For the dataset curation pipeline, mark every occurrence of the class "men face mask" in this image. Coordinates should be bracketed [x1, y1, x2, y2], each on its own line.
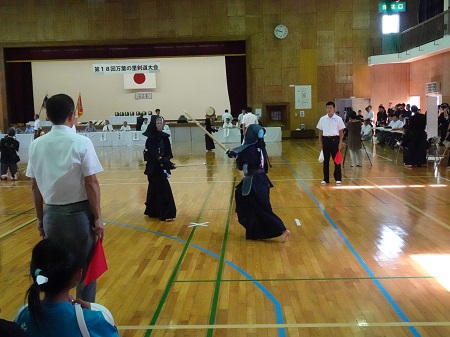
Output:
[156, 118, 163, 132]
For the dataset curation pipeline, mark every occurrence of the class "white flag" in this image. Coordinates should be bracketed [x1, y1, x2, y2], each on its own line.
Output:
[123, 73, 156, 89]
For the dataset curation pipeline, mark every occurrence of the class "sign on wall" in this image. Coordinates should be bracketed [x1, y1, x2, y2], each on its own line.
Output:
[379, 2, 406, 13]
[92, 62, 161, 74]
[295, 85, 312, 109]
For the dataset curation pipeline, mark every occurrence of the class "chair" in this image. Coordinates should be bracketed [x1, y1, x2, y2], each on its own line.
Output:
[426, 136, 445, 165]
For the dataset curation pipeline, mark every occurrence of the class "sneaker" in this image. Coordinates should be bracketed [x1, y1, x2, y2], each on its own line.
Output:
[12, 173, 19, 180]
[336, 181, 342, 185]
[0, 175, 7, 180]
[321, 180, 327, 185]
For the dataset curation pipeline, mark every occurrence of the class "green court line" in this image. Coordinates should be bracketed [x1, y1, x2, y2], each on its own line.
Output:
[144, 182, 217, 337]
[173, 275, 438, 283]
[207, 179, 236, 337]
[0, 207, 35, 225]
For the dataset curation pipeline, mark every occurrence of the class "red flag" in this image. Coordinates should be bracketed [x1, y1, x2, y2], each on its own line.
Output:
[334, 151, 343, 165]
[76, 93, 83, 118]
[84, 239, 108, 286]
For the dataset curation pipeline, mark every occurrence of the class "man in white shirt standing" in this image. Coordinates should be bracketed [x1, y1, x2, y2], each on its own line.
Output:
[33, 114, 41, 139]
[236, 108, 246, 143]
[26, 93, 104, 302]
[242, 106, 259, 136]
[317, 101, 345, 185]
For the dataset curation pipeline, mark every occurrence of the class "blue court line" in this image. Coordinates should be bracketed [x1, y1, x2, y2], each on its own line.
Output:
[282, 157, 422, 337]
[109, 222, 286, 337]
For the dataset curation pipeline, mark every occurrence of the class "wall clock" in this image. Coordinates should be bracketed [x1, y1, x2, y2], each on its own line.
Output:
[274, 24, 288, 39]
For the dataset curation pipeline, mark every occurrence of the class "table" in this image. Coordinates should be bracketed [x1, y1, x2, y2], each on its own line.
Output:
[28, 121, 53, 127]
[79, 130, 171, 147]
[169, 125, 281, 143]
[8, 126, 279, 150]
[375, 127, 403, 134]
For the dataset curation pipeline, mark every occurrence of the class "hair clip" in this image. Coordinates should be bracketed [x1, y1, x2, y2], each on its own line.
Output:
[34, 268, 48, 285]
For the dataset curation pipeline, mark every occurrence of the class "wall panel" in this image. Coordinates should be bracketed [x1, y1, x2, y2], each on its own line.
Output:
[0, 0, 373, 135]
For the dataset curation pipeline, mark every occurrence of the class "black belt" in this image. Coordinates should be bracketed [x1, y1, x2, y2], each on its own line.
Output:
[245, 168, 265, 175]
[323, 135, 339, 138]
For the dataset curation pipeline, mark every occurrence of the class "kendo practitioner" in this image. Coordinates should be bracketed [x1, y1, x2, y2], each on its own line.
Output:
[136, 113, 144, 131]
[205, 114, 218, 152]
[227, 124, 290, 242]
[143, 115, 176, 221]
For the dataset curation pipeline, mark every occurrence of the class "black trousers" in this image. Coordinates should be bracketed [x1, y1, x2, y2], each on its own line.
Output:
[322, 136, 341, 182]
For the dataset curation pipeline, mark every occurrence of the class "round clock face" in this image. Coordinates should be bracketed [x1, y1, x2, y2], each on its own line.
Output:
[274, 24, 288, 39]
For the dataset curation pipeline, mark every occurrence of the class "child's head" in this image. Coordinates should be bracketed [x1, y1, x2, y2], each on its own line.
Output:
[7, 127, 16, 137]
[225, 118, 230, 123]
[27, 238, 83, 321]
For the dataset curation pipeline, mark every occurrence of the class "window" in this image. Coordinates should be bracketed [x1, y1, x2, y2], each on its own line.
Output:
[382, 14, 400, 34]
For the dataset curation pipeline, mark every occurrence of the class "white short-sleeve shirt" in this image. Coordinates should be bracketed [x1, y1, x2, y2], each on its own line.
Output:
[316, 114, 346, 136]
[242, 113, 258, 127]
[388, 120, 404, 129]
[26, 125, 103, 205]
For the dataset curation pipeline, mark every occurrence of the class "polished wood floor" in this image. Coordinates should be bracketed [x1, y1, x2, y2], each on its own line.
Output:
[1, 138, 450, 337]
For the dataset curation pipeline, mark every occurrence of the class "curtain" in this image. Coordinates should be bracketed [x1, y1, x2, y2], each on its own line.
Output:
[225, 55, 247, 118]
[419, 0, 444, 23]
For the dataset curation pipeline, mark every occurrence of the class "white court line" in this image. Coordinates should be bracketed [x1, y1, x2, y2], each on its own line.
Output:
[188, 222, 209, 227]
[117, 321, 450, 330]
[295, 218, 301, 226]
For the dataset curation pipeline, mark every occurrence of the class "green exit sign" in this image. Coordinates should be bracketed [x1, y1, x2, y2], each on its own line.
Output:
[379, 2, 406, 13]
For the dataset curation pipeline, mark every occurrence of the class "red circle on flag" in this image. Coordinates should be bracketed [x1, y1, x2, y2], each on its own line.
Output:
[133, 73, 146, 84]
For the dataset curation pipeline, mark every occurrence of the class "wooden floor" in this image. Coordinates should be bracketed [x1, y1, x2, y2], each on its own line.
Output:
[1, 139, 450, 337]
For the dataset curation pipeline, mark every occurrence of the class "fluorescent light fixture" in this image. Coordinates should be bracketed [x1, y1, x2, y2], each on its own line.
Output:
[382, 14, 400, 34]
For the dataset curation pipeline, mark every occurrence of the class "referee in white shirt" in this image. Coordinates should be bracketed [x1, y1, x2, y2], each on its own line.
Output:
[316, 101, 345, 184]
[26, 94, 104, 302]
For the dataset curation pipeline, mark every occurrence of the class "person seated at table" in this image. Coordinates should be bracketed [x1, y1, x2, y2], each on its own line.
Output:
[102, 120, 114, 132]
[376, 105, 388, 127]
[355, 110, 364, 122]
[120, 121, 131, 131]
[85, 121, 96, 132]
[141, 118, 149, 131]
[361, 118, 372, 141]
[11, 124, 24, 134]
[24, 123, 34, 134]
[377, 115, 403, 146]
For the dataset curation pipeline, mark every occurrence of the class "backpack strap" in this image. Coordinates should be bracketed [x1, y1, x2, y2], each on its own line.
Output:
[74, 304, 91, 337]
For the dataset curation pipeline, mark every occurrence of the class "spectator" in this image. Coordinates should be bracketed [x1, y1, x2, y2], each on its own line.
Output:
[85, 121, 97, 132]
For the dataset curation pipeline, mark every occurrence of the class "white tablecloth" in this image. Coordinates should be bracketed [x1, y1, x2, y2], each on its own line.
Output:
[7, 126, 279, 150]
[79, 130, 171, 147]
[171, 126, 281, 143]
[28, 121, 53, 127]
[215, 126, 282, 143]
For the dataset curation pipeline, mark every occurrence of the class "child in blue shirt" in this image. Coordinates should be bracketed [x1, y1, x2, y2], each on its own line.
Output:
[15, 238, 119, 337]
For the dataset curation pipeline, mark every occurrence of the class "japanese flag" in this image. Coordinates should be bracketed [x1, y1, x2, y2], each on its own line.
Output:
[123, 73, 156, 89]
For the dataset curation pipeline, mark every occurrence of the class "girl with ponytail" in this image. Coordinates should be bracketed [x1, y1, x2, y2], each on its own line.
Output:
[15, 238, 118, 337]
